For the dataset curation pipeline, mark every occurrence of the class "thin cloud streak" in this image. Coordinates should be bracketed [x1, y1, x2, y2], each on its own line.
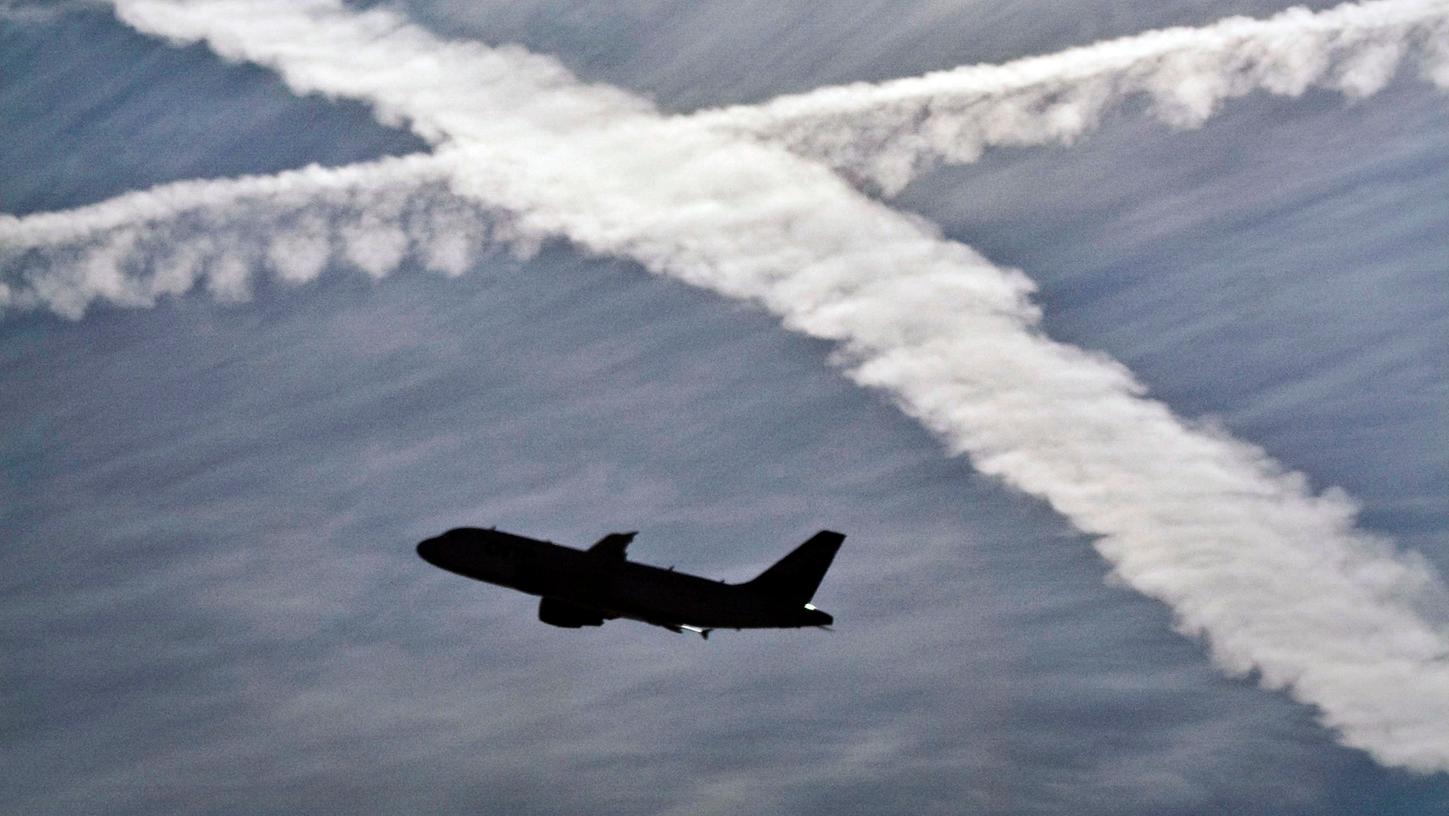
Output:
[0, 153, 529, 317]
[0, 154, 444, 251]
[9, 1, 1449, 310]
[699, 0, 1449, 192]
[0, 0, 100, 24]
[7, 0, 1449, 773]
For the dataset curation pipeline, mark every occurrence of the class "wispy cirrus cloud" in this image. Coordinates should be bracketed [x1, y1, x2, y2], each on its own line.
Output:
[4, 0, 1449, 774]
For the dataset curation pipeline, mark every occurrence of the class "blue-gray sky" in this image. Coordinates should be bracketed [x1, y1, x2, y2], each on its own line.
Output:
[2, 2, 1447, 813]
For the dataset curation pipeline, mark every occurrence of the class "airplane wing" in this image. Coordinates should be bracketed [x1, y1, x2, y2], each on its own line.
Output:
[588, 531, 636, 560]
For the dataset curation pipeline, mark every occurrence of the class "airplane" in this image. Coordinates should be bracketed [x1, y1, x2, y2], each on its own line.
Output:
[416, 527, 843, 638]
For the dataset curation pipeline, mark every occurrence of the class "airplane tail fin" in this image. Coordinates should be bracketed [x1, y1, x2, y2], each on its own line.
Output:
[743, 530, 844, 603]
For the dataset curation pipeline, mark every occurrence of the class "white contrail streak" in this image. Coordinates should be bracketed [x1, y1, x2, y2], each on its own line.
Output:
[7, 0, 1449, 773]
[0, 153, 443, 251]
[10, 1, 1448, 296]
[0, 153, 521, 317]
[698, 0, 1449, 192]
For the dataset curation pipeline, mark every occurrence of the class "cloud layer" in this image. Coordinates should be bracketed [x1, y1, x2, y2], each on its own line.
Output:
[6, 0, 1449, 773]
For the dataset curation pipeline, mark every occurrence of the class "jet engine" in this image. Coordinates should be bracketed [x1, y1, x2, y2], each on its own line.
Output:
[538, 596, 605, 628]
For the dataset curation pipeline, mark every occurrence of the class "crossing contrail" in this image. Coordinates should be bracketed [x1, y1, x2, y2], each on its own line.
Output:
[8, 1, 1447, 302]
[698, 0, 1449, 192]
[5, 0, 1449, 773]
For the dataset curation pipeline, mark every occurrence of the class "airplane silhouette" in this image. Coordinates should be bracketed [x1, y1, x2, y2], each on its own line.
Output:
[417, 527, 843, 638]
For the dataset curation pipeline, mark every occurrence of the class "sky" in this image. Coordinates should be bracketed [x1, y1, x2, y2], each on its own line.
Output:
[2, 1, 1447, 814]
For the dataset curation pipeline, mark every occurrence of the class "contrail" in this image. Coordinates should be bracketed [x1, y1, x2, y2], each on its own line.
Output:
[8, 0, 1449, 294]
[698, 0, 1449, 192]
[10, 0, 1449, 773]
[0, 153, 444, 251]
[0, 153, 525, 317]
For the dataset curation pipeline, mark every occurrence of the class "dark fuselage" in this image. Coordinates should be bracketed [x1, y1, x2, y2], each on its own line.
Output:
[416, 528, 834, 633]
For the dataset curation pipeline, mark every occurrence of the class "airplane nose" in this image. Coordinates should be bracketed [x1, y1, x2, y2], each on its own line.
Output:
[416, 536, 441, 565]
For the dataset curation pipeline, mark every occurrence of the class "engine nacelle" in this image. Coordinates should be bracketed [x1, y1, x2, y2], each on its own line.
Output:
[538, 596, 605, 628]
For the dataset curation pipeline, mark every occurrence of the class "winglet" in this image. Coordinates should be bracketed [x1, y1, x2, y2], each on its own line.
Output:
[588, 531, 637, 560]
